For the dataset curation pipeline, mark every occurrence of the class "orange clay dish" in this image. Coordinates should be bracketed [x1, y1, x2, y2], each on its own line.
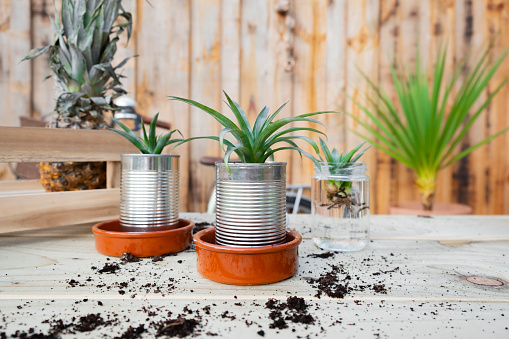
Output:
[193, 227, 302, 285]
[92, 219, 194, 257]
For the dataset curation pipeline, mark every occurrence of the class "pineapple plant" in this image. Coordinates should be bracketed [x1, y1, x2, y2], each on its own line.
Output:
[23, 0, 132, 191]
[110, 113, 184, 154]
[309, 139, 371, 211]
[169, 92, 333, 170]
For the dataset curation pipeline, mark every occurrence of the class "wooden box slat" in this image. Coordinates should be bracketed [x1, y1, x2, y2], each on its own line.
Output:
[0, 127, 137, 162]
[0, 126, 133, 233]
[0, 188, 120, 233]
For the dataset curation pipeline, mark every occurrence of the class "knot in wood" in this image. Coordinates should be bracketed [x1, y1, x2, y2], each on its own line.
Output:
[276, 0, 290, 15]
[462, 276, 505, 287]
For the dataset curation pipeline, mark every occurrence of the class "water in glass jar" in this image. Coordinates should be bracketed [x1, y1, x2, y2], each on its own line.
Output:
[311, 178, 370, 251]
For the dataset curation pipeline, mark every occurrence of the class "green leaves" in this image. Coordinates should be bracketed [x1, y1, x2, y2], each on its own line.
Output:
[22, 0, 133, 118]
[309, 138, 371, 172]
[110, 113, 184, 154]
[349, 40, 509, 188]
[170, 93, 337, 172]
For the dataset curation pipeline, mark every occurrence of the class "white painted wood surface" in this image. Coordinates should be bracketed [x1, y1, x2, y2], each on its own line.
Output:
[0, 213, 508, 338]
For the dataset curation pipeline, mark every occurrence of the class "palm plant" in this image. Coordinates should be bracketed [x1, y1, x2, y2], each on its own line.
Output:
[169, 92, 334, 172]
[349, 42, 509, 211]
[110, 113, 183, 154]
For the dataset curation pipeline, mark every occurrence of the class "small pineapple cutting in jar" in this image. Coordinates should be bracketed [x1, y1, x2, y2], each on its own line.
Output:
[310, 139, 372, 215]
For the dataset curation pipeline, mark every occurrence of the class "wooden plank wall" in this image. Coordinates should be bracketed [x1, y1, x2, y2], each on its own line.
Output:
[0, 0, 508, 214]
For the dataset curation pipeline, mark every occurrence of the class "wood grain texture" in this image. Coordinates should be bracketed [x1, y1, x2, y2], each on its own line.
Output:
[186, 0, 223, 213]
[0, 188, 120, 232]
[0, 0, 31, 184]
[30, 0, 59, 120]
[0, 179, 42, 192]
[344, 0, 381, 211]
[135, 0, 191, 210]
[0, 127, 138, 162]
[0, 214, 508, 338]
[0, 0, 31, 127]
[0, 299, 507, 338]
[291, 0, 327, 185]
[106, 161, 121, 189]
[1, 0, 509, 214]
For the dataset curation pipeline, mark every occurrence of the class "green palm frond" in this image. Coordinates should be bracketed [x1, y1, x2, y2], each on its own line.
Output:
[349, 40, 509, 186]
[110, 113, 183, 154]
[169, 92, 338, 172]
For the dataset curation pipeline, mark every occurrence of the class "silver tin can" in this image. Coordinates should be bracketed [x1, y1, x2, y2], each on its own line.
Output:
[215, 162, 287, 246]
[119, 154, 179, 232]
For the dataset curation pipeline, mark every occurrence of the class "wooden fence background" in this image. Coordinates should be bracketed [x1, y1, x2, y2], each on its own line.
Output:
[1, 0, 508, 214]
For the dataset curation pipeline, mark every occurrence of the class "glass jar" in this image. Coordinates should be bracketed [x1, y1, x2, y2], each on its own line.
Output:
[311, 162, 370, 251]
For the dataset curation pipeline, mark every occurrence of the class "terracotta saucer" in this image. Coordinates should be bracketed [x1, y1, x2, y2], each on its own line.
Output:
[193, 227, 302, 285]
[92, 219, 194, 257]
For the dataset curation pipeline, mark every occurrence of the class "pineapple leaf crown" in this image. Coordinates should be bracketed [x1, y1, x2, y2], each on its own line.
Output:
[110, 113, 184, 155]
[23, 0, 133, 126]
[170, 92, 337, 173]
[312, 139, 372, 172]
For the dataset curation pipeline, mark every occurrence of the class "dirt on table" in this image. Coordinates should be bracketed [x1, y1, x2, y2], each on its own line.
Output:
[152, 317, 200, 337]
[265, 296, 314, 329]
[120, 253, 141, 264]
[0, 226, 406, 338]
[307, 252, 335, 259]
[192, 222, 214, 235]
[114, 325, 145, 339]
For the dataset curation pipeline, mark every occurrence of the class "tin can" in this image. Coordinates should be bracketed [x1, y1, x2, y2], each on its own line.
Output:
[119, 154, 179, 232]
[215, 162, 287, 246]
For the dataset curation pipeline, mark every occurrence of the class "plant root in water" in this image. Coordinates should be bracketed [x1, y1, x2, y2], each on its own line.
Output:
[320, 187, 369, 216]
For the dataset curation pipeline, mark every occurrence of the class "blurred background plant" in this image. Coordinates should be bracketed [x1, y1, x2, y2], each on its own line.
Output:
[22, 0, 132, 192]
[348, 41, 509, 211]
[23, 0, 132, 130]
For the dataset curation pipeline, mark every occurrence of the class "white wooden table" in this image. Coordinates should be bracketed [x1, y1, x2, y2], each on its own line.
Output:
[0, 213, 508, 338]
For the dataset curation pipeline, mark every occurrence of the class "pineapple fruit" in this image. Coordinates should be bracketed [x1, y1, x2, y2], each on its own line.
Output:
[24, 0, 132, 191]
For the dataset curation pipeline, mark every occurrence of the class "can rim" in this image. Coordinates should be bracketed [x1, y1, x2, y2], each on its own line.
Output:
[194, 227, 302, 252]
[121, 154, 180, 158]
[215, 161, 286, 168]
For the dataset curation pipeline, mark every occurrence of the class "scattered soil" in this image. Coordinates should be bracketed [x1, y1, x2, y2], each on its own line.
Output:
[153, 317, 199, 337]
[152, 256, 165, 262]
[114, 325, 145, 339]
[286, 296, 308, 312]
[307, 265, 351, 298]
[0, 219, 410, 338]
[97, 262, 120, 274]
[72, 313, 110, 332]
[120, 253, 140, 263]
[306, 263, 390, 299]
[373, 284, 388, 294]
[265, 296, 314, 329]
[307, 252, 335, 259]
[193, 222, 214, 235]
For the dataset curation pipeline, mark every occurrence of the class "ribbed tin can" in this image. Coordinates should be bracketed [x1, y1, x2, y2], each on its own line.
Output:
[119, 154, 179, 232]
[215, 162, 287, 247]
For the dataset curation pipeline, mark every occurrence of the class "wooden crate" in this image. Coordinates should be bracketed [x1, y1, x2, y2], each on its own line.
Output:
[0, 126, 138, 233]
